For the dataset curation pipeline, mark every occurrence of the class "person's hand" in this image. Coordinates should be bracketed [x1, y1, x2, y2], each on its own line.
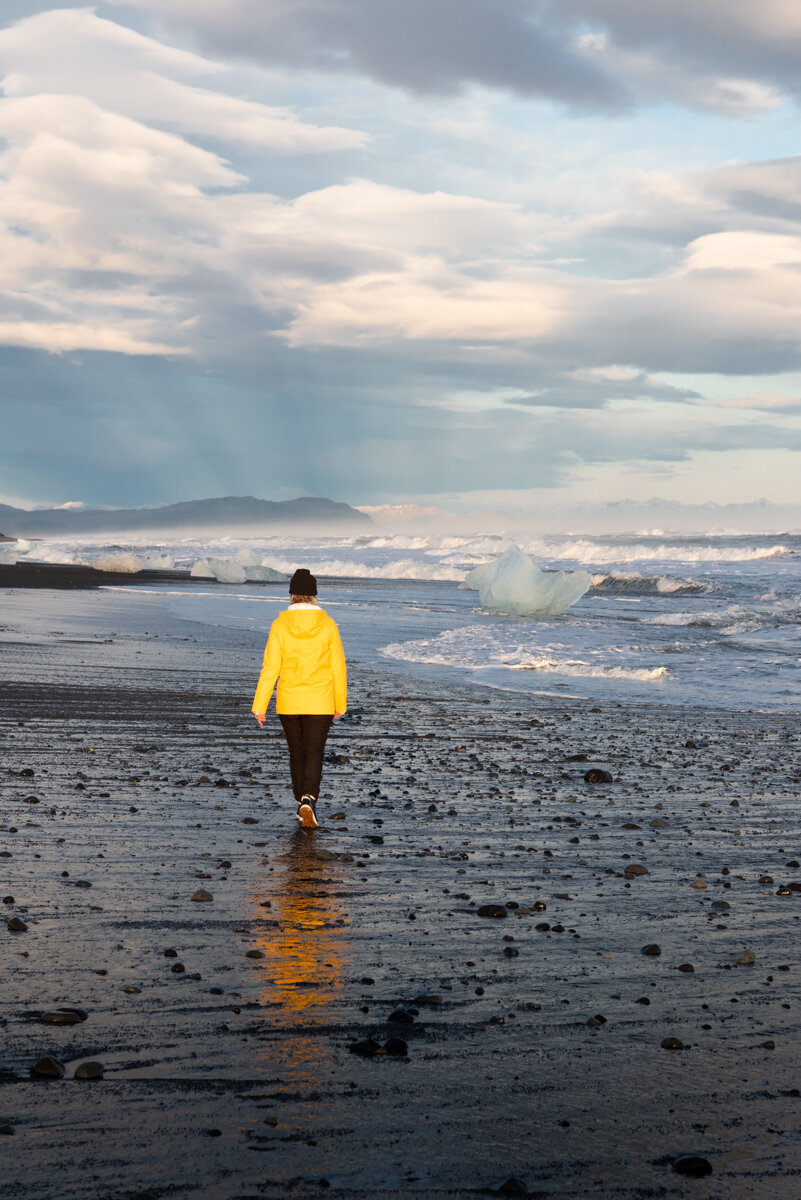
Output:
[254, 713, 266, 726]
[334, 711, 344, 719]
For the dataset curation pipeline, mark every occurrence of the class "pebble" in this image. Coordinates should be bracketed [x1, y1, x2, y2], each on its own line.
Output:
[190, 889, 213, 902]
[641, 944, 661, 956]
[2, 896, 13, 904]
[30, 1056, 66, 1078]
[39, 1010, 83, 1026]
[477, 904, 508, 918]
[316, 849, 337, 862]
[348, 1038, 382, 1057]
[245, 949, 265, 959]
[388, 1009, 414, 1024]
[661, 1037, 685, 1050]
[624, 864, 648, 877]
[677, 963, 695, 973]
[74, 1061, 104, 1080]
[690, 879, 707, 889]
[262, 1114, 278, 1126]
[736, 949, 755, 965]
[584, 768, 613, 784]
[0, 1125, 14, 1135]
[383, 1037, 408, 1056]
[7, 917, 27, 932]
[672, 1155, 712, 1177]
[497, 1179, 528, 1196]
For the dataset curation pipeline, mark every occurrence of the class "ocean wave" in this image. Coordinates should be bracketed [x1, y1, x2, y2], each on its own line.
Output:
[380, 626, 667, 682]
[644, 598, 801, 635]
[520, 538, 795, 565]
[591, 571, 707, 595]
[267, 556, 466, 581]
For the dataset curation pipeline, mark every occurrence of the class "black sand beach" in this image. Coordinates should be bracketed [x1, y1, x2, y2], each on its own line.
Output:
[1, 586, 800, 1199]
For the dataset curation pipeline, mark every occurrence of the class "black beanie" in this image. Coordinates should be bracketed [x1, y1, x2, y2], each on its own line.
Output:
[289, 568, 317, 596]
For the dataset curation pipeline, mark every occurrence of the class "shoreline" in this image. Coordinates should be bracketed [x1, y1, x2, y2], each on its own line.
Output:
[1, 586, 799, 1198]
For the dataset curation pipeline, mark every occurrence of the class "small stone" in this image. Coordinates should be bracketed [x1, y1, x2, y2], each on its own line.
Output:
[677, 963, 695, 973]
[39, 1010, 81, 1026]
[2, 896, 13, 904]
[23, 795, 39, 804]
[761, 1040, 776, 1049]
[164, 948, 178, 957]
[348, 1038, 382, 1057]
[74, 1061, 103, 1080]
[0, 1125, 14, 1135]
[122, 986, 141, 994]
[245, 949, 265, 959]
[206, 1128, 222, 1137]
[672, 1155, 712, 1178]
[19, 768, 34, 776]
[262, 1115, 278, 1126]
[30, 1056, 65, 1078]
[736, 949, 755, 965]
[388, 1009, 414, 1024]
[498, 1179, 528, 1196]
[661, 1037, 684, 1050]
[584, 768, 612, 784]
[413, 994, 442, 1006]
[477, 904, 508, 918]
[316, 849, 337, 862]
[7, 917, 27, 932]
[504, 946, 520, 957]
[171, 962, 185, 974]
[641, 944, 661, 956]
[383, 1037, 408, 1056]
[624, 864, 648, 877]
[690, 880, 707, 889]
[191, 889, 213, 902]
[242, 816, 258, 824]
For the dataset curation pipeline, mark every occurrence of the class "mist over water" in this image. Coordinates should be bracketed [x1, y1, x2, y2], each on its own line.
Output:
[8, 527, 801, 711]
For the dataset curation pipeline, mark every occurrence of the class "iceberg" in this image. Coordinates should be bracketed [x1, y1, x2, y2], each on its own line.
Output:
[92, 553, 143, 574]
[206, 556, 247, 584]
[244, 564, 288, 582]
[190, 559, 215, 578]
[469, 545, 591, 616]
[460, 561, 496, 591]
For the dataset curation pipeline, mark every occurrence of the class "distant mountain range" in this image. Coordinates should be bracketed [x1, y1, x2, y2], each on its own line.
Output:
[0, 495, 371, 536]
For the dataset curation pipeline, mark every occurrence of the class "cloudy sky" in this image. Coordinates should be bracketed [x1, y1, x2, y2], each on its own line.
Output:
[3, 2, 801, 513]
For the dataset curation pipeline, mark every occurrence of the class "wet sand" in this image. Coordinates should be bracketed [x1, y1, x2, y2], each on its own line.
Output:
[1, 586, 800, 1200]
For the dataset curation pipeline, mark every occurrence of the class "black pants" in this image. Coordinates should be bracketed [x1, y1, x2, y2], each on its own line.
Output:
[279, 714, 333, 803]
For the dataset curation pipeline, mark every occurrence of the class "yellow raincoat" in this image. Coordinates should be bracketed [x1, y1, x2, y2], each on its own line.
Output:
[252, 606, 347, 715]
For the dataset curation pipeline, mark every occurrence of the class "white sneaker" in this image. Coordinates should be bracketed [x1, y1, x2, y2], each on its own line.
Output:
[298, 795, 318, 829]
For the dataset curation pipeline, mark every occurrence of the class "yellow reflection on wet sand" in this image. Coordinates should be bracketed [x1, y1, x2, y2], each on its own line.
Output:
[251, 830, 348, 1082]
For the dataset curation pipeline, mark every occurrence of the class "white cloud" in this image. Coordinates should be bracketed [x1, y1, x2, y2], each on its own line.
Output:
[0, 8, 368, 152]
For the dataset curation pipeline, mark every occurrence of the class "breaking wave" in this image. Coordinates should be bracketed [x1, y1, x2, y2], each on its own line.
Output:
[591, 572, 707, 595]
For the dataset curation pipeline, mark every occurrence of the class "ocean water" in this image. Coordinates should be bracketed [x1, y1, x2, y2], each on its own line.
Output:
[9, 529, 801, 711]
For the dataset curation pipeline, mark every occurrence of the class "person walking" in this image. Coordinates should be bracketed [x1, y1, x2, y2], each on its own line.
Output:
[252, 568, 347, 829]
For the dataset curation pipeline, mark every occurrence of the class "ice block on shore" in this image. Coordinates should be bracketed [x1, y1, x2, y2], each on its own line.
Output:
[465, 544, 591, 616]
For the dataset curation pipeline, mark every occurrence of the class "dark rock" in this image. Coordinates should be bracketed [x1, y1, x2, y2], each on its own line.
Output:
[673, 1155, 712, 1178]
[30, 1056, 66, 1078]
[360, 976, 375, 985]
[348, 1039, 382, 1057]
[0, 1125, 14, 1135]
[624, 864, 648, 877]
[245, 949, 265, 959]
[477, 904, 508, 918]
[388, 1010, 414, 1024]
[74, 1061, 103, 1080]
[383, 1038, 408, 1056]
[661, 1037, 685, 1050]
[641, 943, 661, 956]
[190, 889, 213, 902]
[504, 946, 520, 957]
[171, 963, 185, 974]
[413, 994, 442, 1006]
[164, 948, 178, 957]
[677, 963, 695, 973]
[39, 1010, 83, 1026]
[497, 1179, 528, 1196]
[584, 768, 613, 784]
[2, 896, 13, 904]
[7, 917, 27, 932]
